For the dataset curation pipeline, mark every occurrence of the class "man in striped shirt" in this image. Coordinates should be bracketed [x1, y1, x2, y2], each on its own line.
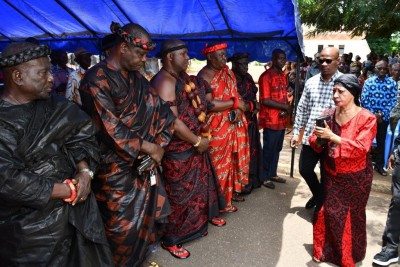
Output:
[290, 47, 341, 209]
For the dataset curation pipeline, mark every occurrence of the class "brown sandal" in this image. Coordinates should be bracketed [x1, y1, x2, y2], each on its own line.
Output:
[232, 193, 245, 202]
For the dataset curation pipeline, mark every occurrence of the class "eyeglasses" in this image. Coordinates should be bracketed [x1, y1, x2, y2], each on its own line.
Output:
[318, 58, 335, 64]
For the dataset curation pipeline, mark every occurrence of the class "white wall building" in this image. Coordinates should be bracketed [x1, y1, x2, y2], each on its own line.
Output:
[303, 29, 371, 61]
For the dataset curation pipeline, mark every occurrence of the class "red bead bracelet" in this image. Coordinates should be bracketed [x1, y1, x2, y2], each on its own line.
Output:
[63, 179, 77, 203]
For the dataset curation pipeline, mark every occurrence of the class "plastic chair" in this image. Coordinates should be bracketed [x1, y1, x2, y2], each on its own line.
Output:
[384, 120, 400, 168]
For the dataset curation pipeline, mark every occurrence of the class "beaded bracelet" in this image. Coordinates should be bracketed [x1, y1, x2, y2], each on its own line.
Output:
[193, 136, 202, 147]
[231, 96, 239, 110]
[63, 179, 77, 203]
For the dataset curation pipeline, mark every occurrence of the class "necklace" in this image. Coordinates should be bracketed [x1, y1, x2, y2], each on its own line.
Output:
[162, 68, 211, 138]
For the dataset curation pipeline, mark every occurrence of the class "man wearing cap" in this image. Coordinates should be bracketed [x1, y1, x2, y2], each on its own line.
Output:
[51, 50, 73, 96]
[65, 47, 92, 106]
[151, 39, 226, 259]
[258, 49, 289, 190]
[79, 22, 176, 267]
[198, 42, 250, 212]
[0, 42, 112, 266]
[229, 52, 262, 192]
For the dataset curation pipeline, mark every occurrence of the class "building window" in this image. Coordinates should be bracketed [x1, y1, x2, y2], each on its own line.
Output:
[328, 45, 334, 47]
[317, 45, 323, 52]
[339, 45, 345, 55]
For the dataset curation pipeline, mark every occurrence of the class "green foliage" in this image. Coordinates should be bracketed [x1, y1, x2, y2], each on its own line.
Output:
[366, 38, 391, 55]
[298, 0, 400, 38]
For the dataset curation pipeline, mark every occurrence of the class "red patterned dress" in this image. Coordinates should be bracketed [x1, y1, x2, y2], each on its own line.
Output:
[207, 66, 250, 206]
[309, 108, 377, 267]
[235, 72, 262, 190]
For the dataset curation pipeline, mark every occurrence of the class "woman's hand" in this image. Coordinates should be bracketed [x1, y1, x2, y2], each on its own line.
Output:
[314, 121, 333, 140]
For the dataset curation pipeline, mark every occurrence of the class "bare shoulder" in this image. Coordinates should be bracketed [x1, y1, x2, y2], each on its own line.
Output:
[197, 67, 213, 85]
[151, 71, 176, 101]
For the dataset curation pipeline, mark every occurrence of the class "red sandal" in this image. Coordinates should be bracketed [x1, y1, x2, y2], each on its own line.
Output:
[224, 205, 238, 213]
[161, 243, 190, 259]
[210, 216, 226, 227]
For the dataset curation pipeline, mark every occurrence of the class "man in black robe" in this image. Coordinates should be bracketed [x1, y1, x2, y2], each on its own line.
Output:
[0, 42, 113, 266]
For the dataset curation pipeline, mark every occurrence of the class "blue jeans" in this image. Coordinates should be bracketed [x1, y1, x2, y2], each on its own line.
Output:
[261, 128, 285, 181]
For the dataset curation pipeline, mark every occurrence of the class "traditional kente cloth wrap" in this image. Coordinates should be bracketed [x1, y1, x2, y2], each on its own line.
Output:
[110, 21, 156, 51]
[201, 43, 227, 55]
[227, 52, 249, 62]
[0, 44, 51, 68]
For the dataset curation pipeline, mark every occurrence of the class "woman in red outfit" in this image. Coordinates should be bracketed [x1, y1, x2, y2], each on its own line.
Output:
[309, 74, 377, 267]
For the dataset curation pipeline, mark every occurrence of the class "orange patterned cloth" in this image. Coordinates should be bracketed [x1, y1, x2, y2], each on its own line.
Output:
[207, 66, 250, 206]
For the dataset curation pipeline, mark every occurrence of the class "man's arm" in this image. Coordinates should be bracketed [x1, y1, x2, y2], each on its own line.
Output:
[80, 77, 162, 163]
[152, 75, 208, 152]
[290, 81, 312, 148]
[0, 136, 70, 209]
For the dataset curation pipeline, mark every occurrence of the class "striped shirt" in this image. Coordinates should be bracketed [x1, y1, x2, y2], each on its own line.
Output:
[293, 71, 342, 145]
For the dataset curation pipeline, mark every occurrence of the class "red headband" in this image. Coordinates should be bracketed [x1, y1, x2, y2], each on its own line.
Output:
[201, 43, 227, 55]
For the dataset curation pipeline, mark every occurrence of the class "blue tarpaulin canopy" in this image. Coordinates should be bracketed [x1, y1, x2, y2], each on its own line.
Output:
[0, 0, 304, 62]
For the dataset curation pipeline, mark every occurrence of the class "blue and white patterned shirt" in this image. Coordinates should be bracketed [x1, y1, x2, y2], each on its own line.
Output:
[293, 71, 342, 145]
[361, 75, 397, 122]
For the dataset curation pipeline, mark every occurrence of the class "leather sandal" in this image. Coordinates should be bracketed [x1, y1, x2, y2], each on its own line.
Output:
[232, 193, 245, 202]
[210, 216, 226, 227]
[161, 243, 190, 259]
[270, 176, 286, 183]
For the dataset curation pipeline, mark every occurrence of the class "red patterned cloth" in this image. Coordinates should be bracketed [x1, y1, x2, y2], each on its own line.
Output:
[309, 108, 377, 267]
[258, 67, 288, 130]
[207, 66, 250, 206]
[157, 73, 226, 246]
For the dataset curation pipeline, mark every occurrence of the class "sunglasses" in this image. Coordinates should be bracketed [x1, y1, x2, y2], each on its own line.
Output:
[318, 58, 335, 64]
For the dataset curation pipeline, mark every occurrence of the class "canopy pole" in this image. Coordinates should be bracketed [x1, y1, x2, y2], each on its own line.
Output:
[290, 51, 302, 178]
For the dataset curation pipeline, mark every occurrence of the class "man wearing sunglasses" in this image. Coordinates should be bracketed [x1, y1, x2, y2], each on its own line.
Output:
[361, 60, 397, 177]
[290, 47, 341, 209]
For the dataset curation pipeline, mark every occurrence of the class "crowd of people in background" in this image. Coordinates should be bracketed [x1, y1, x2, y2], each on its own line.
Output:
[1, 21, 400, 267]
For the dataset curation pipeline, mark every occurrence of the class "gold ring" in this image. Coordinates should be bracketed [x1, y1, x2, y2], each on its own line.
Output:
[80, 197, 86, 201]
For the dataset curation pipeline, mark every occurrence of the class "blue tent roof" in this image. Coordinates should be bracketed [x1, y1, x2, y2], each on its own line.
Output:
[0, 0, 304, 62]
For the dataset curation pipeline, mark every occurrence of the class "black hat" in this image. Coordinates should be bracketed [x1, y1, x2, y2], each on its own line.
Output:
[101, 34, 117, 51]
[227, 52, 249, 62]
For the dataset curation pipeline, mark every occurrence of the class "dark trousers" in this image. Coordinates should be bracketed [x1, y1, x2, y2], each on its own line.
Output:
[376, 121, 389, 170]
[261, 128, 285, 181]
[299, 144, 323, 199]
[382, 164, 400, 253]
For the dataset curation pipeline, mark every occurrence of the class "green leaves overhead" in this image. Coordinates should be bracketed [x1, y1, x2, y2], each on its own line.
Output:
[298, 0, 400, 38]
